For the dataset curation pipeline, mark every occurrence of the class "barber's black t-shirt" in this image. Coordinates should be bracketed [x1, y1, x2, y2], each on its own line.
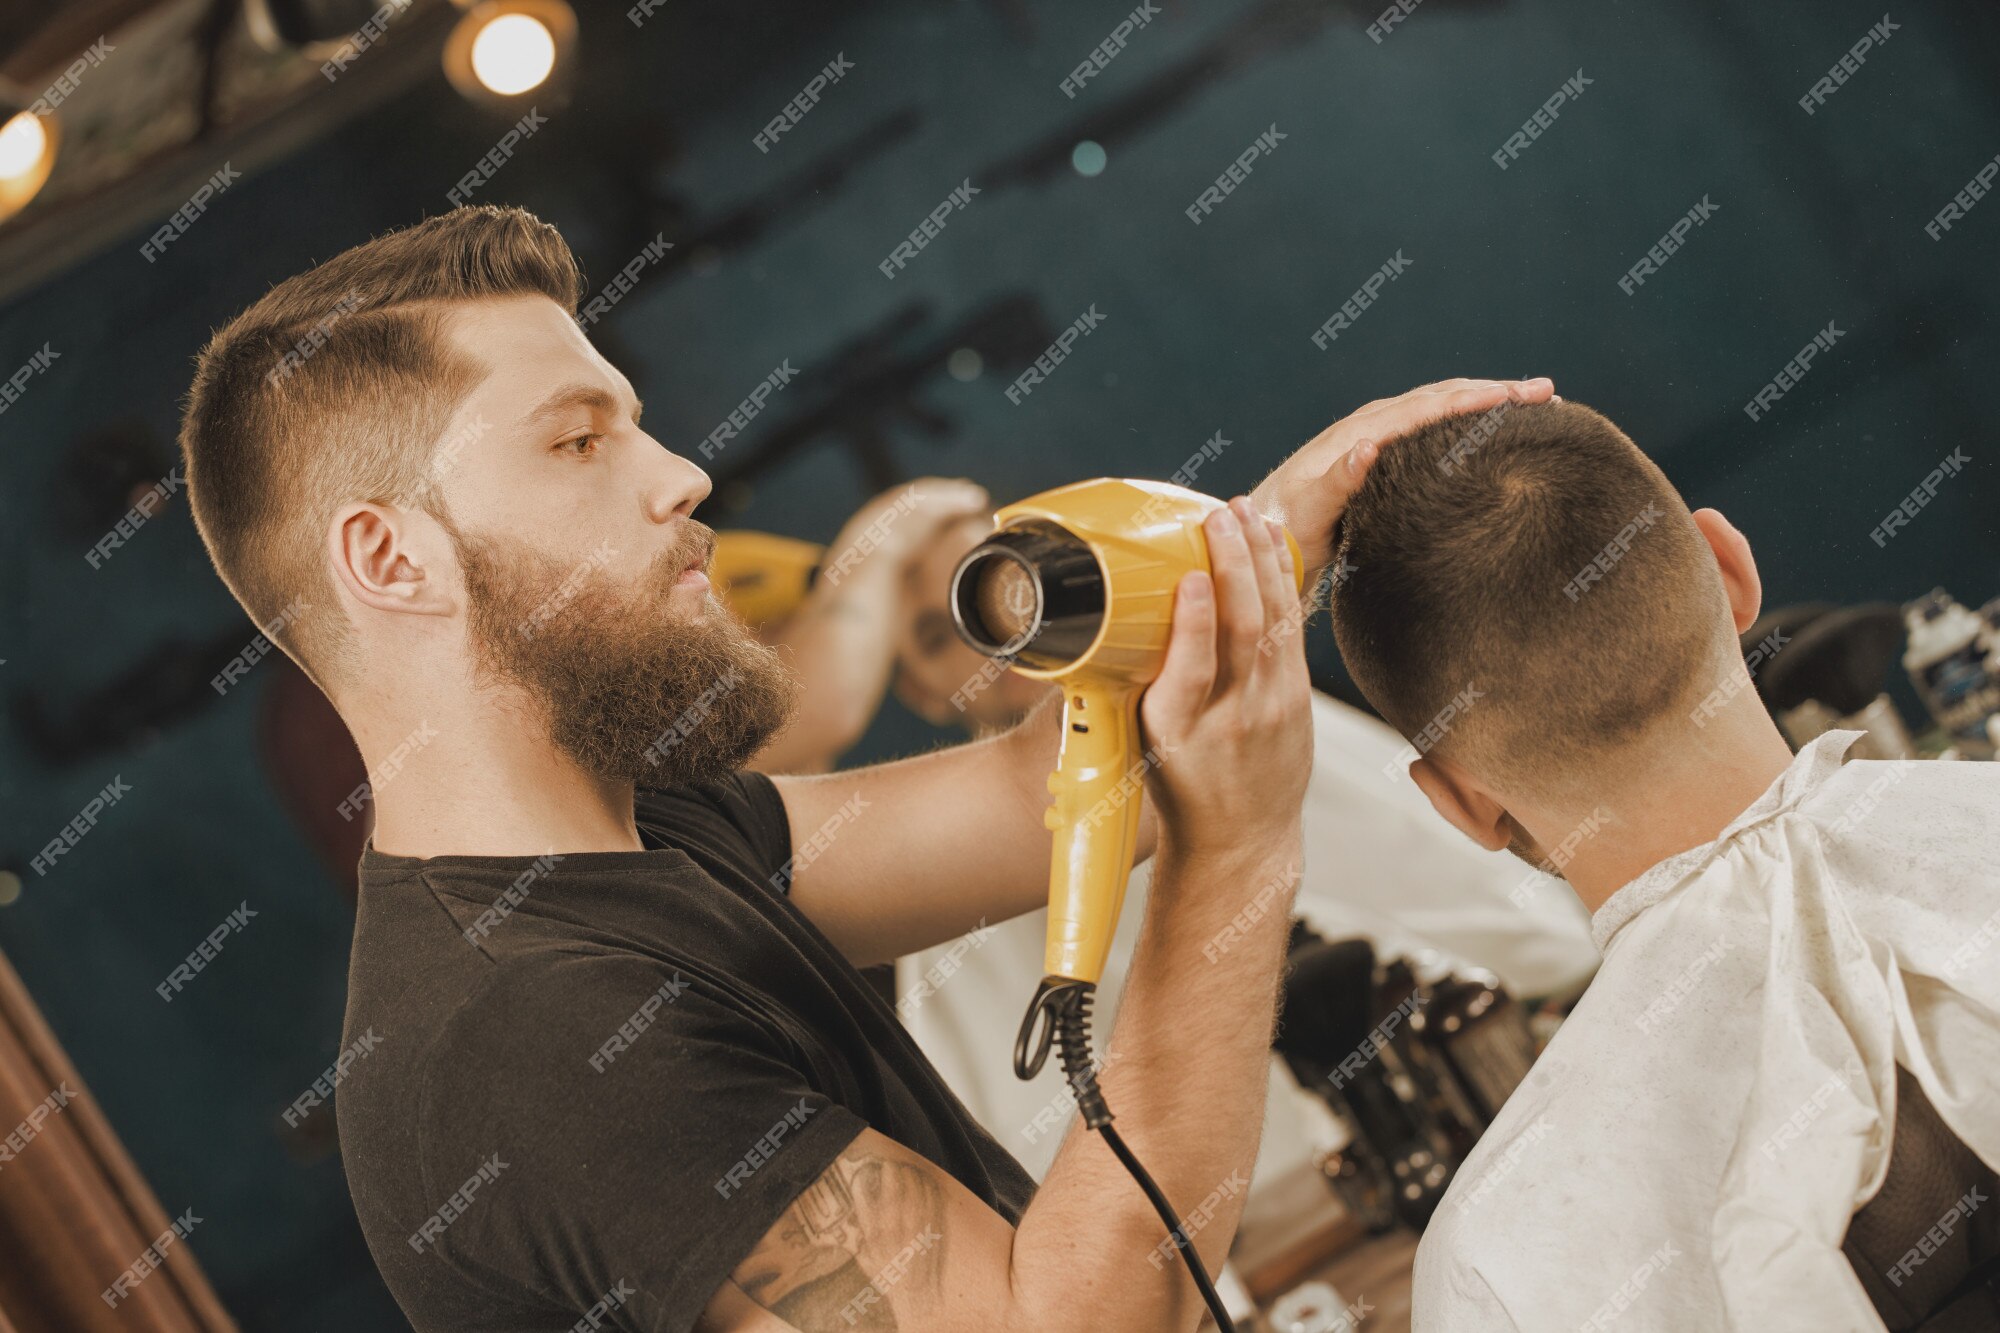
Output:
[336, 772, 1036, 1332]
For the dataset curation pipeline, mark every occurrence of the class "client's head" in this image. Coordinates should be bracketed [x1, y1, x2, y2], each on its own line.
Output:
[1330, 400, 1763, 869]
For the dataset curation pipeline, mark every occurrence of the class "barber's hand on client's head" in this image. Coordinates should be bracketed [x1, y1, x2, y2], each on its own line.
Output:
[1251, 377, 1558, 578]
[1138, 495, 1315, 865]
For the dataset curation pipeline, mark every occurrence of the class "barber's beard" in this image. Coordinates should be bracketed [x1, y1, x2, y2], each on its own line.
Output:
[451, 521, 798, 786]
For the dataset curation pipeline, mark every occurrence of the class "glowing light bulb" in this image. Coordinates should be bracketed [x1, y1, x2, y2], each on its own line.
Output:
[470, 13, 556, 96]
[0, 112, 48, 181]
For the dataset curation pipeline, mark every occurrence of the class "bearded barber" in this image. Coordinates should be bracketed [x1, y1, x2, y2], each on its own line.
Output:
[181, 197, 1549, 1333]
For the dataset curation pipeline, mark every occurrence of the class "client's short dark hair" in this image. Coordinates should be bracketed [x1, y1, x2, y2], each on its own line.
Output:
[1331, 400, 1729, 794]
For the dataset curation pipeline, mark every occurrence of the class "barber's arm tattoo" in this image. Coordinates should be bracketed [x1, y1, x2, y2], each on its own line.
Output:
[731, 1141, 949, 1332]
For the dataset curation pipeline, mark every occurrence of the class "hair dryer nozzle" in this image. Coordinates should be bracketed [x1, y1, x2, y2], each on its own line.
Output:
[949, 521, 1106, 671]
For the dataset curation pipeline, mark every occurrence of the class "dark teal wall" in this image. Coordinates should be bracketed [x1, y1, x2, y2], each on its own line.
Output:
[1, 1, 1994, 1325]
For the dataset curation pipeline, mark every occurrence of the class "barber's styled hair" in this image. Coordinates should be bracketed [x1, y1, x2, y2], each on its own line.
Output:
[1330, 400, 1731, 795]
[179, 205, 583, 686]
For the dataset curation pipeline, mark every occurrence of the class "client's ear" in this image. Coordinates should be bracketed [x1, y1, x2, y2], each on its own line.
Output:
[1691, 508, 1762, 634]
[1407, 754, 1511, 852]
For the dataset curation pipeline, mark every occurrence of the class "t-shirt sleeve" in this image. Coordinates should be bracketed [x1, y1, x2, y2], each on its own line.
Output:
[418, 954, 865, 1333]
[718, 769, 795, 888]
[635, 769, 796, 896]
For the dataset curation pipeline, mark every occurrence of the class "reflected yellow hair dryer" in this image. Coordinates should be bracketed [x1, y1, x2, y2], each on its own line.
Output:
[948, 478, 1303, 1084]
[709, 530, 826, 628]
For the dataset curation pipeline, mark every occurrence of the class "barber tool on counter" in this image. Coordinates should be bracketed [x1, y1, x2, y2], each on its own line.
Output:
[1746, 591, 2000, 761]
[1902, 588, 2000, 758]
[1273, 925, 1542, 1235]
[1744, 601, 1912, 759]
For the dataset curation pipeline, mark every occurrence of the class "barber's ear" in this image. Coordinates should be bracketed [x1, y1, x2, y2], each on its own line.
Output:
[330, 504, 457, 618]
[1407, 753, 1511, 852]
[1691, 508, 1761, 634]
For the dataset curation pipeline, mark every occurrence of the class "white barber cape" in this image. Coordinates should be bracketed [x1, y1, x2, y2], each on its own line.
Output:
[1414, 731, 2000, 1332]
[896, 691, 1599, 1184]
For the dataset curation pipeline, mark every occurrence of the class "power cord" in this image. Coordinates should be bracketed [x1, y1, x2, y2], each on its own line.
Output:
[1016, 979, 1237, 1333]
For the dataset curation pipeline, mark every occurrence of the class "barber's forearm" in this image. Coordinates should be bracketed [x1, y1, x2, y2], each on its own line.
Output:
[778, 647, 1161, 967]
[880, 666, 1164, 953]
[1094, 837, 1301, 1269]
[1009, 836, 1301, 1331]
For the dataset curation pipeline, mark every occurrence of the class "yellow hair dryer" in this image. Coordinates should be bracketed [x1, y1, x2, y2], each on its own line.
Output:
[947, 478, 1304, 1082]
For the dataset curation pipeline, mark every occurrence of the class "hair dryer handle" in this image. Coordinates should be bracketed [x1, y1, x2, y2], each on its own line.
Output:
[1042, 685, 1147, 985]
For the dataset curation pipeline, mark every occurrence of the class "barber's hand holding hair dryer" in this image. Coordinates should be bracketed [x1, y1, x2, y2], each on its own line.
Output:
[951, 481, 1310, 1008]
[946, 377, 1556, 1330]
[950, 485, 1314, 1330]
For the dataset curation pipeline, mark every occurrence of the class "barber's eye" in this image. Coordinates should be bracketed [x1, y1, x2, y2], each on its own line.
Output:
[558, 434, 600, 457]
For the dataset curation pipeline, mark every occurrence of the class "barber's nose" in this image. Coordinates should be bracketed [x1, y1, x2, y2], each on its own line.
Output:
[645, 444, 712, 524]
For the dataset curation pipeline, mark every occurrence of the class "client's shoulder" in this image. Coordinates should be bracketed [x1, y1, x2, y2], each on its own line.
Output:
[1441, 954, 1767, 1205]
[1802, 755, 2000, 972]
[1430, 1032, 1615, 1236]
[1806, 755, 1999, 887]
[1418, 1009, 1737, 1324]
[1416, 1057, 1582, 1314]
[1810, 753, 1998, 833]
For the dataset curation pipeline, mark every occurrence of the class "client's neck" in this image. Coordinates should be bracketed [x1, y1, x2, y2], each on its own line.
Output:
[1537, 691, 1797, 917]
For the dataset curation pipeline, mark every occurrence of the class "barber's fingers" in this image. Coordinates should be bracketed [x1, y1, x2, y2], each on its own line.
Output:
[1354, 377, 1487, 411]
[1335, 379, 1555, 495]
[1302, 437, 1383, 531]
[1358, 378, 1554, 438]
[1144, 571, 1218, 731]
[1292, 379, 1542, 484]
[1351, 379, 1490, 419]
[1237, 499, 1290, 630]
[1204, 502, 1267, 693]
[1252, 514, 1310, 679]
